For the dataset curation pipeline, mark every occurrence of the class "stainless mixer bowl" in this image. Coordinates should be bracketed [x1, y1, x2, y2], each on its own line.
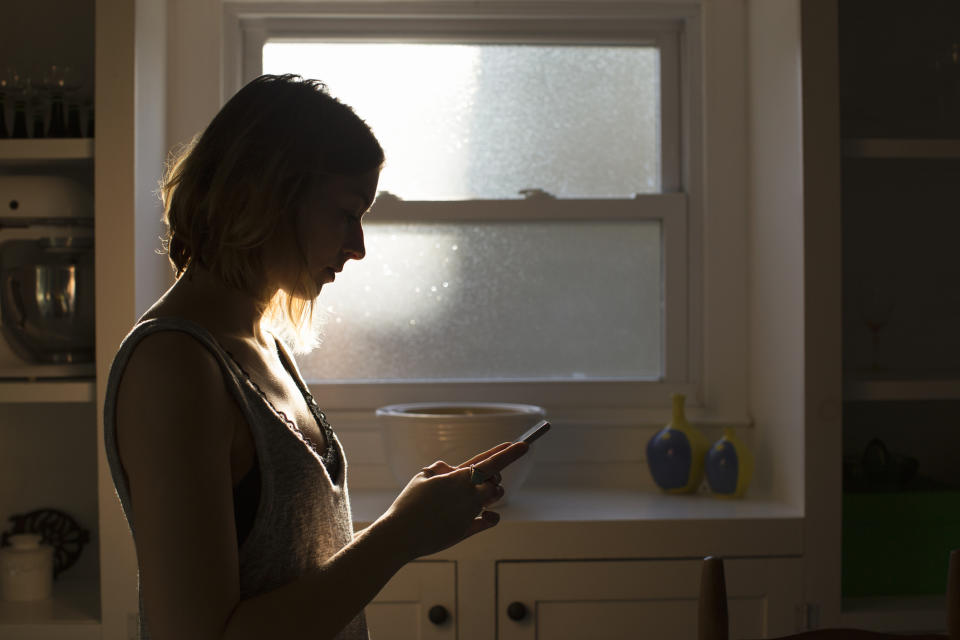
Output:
[1, 240, 94, 364]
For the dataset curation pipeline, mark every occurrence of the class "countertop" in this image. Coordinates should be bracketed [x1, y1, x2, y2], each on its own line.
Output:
[351, 487, 804, 558]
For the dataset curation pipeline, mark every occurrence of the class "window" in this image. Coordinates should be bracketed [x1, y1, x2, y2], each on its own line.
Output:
[262, 43, 662, 199]
[231, 5, 701, 412]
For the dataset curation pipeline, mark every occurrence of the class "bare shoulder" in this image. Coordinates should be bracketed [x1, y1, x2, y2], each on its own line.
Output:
[115, 329, 237, 467]
[119, 328, 224, 387]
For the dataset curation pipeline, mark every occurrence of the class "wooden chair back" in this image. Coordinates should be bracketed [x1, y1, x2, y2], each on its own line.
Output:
[698, 549, 960, 640]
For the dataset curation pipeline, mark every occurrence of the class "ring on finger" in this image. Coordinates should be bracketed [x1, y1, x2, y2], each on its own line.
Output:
[469, 464, 488, 485]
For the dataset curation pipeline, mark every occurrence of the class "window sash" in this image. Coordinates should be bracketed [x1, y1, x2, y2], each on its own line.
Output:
[229, 8, 683, 192]
[312, 193, 689, 410]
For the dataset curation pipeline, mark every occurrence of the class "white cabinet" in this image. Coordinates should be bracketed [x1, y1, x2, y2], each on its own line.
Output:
[0, 6, 100, 640]
[367, 561, 457, 640]
[496, 558, 802, 640]
[351, 489, 805, 640]
[0, 142, 99, 639]
[364, 553, 806, 640]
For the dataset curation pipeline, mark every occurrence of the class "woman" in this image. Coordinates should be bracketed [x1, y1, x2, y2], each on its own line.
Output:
[103, 74, 529, 640]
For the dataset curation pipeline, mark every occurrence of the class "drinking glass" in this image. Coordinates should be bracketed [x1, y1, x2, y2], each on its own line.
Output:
[859, 276, 896, 371]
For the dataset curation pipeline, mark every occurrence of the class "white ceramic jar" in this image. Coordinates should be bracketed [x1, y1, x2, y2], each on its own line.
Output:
[0, 533, 54, 602]
[376, 402, 546, 502]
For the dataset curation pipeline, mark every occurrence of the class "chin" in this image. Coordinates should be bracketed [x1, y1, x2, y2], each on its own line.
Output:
[296, 277, 324, 301]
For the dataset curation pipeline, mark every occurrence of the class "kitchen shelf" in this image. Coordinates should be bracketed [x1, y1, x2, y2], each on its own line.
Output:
[0, 139, 94, 164]
[0, 381, 96, 404]
[844, 374, 960, 402]
[840, 595, 946, 634]
[842, 138, 960, 159]
[0, 577, 100, 640]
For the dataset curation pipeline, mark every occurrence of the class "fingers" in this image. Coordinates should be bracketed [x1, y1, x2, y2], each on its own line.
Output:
[461, 466, 501, 487]
[418, 460, 456, 478]
[480, 482, 505, 507]
[394, 455, 510, 559]
[420, 461, 501, 504]
[453, 467, 505, 506]
[452, 440, 528, 484]
[469, 441, 529, 477]
[457, 442, 513, 468]
[462, 510, 501, 539]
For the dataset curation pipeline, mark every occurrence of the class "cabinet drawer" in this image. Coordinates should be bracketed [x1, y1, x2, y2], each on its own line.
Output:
[497, 558, 802, 639]
[367, 560, 456, 640]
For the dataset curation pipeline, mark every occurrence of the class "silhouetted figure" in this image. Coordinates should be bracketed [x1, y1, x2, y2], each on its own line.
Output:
[103, 74, 527, 640]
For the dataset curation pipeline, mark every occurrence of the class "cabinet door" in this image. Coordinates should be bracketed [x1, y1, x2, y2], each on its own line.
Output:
[497, 558, 802, 639]
[366, 560, 456, 640]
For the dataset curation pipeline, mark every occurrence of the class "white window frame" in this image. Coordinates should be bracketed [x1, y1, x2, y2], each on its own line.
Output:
[222, 2, 708, 422]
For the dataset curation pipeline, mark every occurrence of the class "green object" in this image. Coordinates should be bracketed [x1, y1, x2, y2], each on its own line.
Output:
[842, 490, 960, 597]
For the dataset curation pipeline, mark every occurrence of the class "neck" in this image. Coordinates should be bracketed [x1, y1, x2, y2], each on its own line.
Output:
[167, 263, 274, 348]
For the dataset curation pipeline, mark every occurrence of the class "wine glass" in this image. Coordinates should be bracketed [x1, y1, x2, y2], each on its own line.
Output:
[6, 68, 30, 138]
[60, 66, 85, 137]
[0, 68, 12, 137]
[42, 64, 67, 137]
[858, 276, 897, 371]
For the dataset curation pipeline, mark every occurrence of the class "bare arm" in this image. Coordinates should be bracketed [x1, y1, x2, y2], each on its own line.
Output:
[222, 445, 527, 639]
[115, 331, 527, 640]
[116, 332, 244, 639]
[221, 516, 407, 639]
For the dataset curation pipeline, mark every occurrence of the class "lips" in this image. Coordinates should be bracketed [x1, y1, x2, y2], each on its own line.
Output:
[317, 265, 344, 285]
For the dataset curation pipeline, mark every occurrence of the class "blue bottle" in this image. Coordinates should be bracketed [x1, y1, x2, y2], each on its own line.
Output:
[705, 428, 753, 498]
[646, 394, 709, 493]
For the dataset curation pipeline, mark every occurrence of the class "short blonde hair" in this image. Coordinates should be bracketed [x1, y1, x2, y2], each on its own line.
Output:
[160, 75, 384, 351]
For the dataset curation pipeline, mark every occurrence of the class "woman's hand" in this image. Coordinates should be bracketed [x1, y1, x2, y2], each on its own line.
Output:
[378, 441, 529, 562]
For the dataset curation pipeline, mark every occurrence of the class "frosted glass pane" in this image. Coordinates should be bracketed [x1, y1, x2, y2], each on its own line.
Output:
[299, 221, 662, 381]
[262, 43, 660, 199]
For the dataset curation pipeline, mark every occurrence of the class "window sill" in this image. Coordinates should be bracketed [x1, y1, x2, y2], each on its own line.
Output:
[351, 485, 803, 558]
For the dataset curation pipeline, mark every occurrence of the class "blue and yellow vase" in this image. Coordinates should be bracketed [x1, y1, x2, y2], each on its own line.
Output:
[646, 394, 709, 493]
[705, 428, 753, 498]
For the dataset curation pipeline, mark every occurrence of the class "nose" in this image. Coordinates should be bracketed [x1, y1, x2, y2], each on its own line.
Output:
[344, 221, 365, 261]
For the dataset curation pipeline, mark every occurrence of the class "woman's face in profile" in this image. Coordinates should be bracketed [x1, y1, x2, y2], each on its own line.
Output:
[265, 168, 380, 300]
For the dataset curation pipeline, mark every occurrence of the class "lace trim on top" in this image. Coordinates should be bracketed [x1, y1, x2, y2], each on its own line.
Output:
[224, 348, 340, 482]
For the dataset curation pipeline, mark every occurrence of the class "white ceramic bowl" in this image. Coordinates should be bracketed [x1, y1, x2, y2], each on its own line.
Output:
[376, 402, 546, 501]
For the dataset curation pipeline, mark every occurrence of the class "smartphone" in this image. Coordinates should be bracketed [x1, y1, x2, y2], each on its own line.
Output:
[518, 419, 551, 445]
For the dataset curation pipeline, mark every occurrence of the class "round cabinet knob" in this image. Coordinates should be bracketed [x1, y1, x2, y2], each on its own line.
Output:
[506, 601, 528, 621]
[428, 605, 449, 625]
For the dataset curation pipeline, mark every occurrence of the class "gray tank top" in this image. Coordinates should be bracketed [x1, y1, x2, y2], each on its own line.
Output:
[103, 317, 368, 639]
